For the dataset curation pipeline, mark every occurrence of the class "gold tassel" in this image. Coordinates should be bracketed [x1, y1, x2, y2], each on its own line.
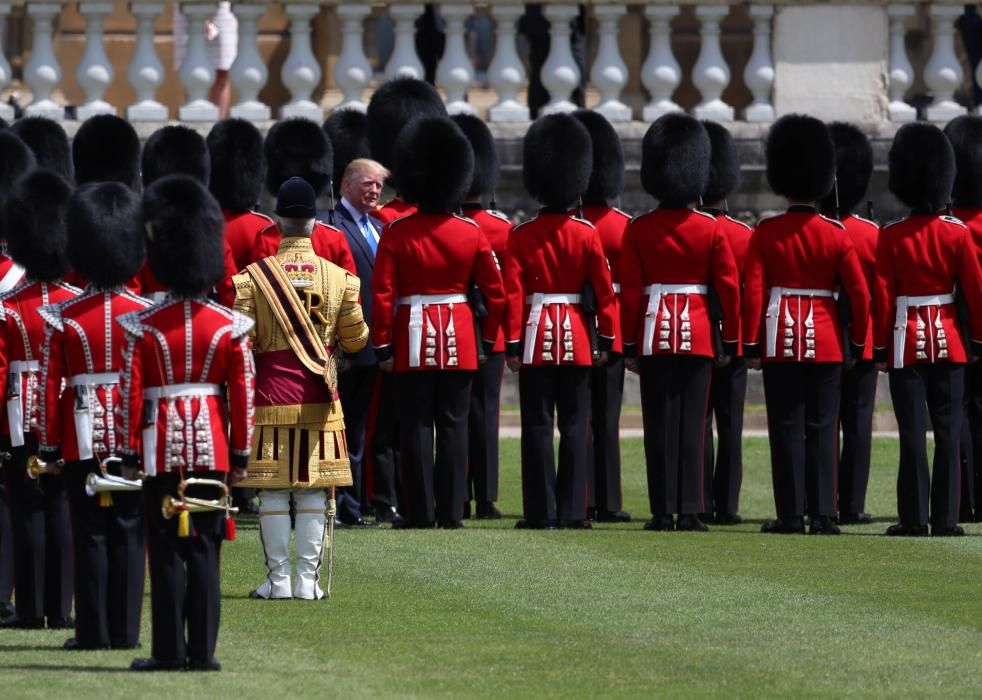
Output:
[178, 510, 190, 538]
[98, 491, 112, 508]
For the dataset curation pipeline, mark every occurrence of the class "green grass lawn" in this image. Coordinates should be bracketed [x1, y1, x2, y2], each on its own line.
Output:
[4, 437, 982, 699]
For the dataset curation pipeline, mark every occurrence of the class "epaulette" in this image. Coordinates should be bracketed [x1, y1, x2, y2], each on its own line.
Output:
[691, 208, 717, 221]
[230, 309, 254, 338]
[486, 209, 511, 223]
[314, 219, 344, 234]
[940, 214, 967, 227]
[258, 222, 278, 237]
[629, 209, 657, 225]
[850, 214, 878, 229]
[612, 207, 631, 220]
[37, 302, 64, 332]
[116, 309, 145, 338]
[453, 213, 480, 227]
[55, 280, 83, 295]
[251, 211, 274, 224]
[511, 214, 539, 232]
[121, 289, 154, 307]
[819, 214, 847, 229]
[571, 215, 596, 229]
[880, 216, 909, 231]
[724, 214, 754, 232]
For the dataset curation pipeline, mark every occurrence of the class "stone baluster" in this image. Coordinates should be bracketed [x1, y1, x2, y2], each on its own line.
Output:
[641, 5, 681, 121]
[487, 3, 529, 122]
[590, 4, 631, 122]
[229, 2, 270, 120]
[281, 3, 324, 120]
[76, 2, 116, 119]
[384, 4, 425, 80]
[692, 5, 734, 121]
[0, 3, 14, 122]
[178, 1, 220, 121]
[925, 4, 966, 122]
[743, 4, 774, 122]
[24, 2, 64, 120]
[886, 4, 916, 122]
[333, 3, 372, 112]
[436, 4, 476, 115]
[540, 4, 581, 114]
[127, 1, 168, 121]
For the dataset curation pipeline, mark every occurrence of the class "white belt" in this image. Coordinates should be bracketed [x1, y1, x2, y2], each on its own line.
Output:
[8, 360, 39, 374]
[5, 360, 38, 446]
[66, 372, 120, 387]
[523, 293, 581, 364]
[397, 294, 468, 368]
[143, 383, 221, 400]
[893, 292, 955, 369]
[642, 284, 708, 356]
[612, 283, 621, 294]
[765, 287, 835, 358]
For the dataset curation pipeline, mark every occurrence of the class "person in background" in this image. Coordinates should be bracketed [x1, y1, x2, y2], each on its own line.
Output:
[173, 2, 237, 118]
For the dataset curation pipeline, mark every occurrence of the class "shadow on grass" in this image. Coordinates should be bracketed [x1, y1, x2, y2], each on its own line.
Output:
[0, 644, 69, 652]
[0, 663, 132, 672]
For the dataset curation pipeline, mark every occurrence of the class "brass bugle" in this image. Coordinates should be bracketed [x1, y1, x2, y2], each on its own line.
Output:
[26, 455, 64, 479]
[161, 478, 238, 519]
[85, 471, 143, 497]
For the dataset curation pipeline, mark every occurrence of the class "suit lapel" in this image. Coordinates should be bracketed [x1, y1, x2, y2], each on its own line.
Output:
[337, 205, 375, 267]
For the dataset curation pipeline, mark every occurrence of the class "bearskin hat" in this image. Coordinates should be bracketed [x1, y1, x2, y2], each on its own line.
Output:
[944, 115, 982, 208]
[141, 125, 210, 188]
[451, 113, 499, 199]
[523, 113, 592, 209]
[818, 122, 873, 218]
[10, 117, 73, 183]
[67, 183, 145, 289]
[366, 77, 447, 174]
[323, 109, 371, 199]
[765, 114, 835, 202]
[393, 116, 473, 213]
[72, 115, 141, 190]
[142, 175, 225, 297]
[264, 118, 332, 198]
[5, 169, 72, 281]
[640, 113, 710, 206]
[703, 121, 741, 206]
[0, 132, 36, 243]
[572, 110, 624, 205]
[889, 122, 955, 213]
[207, 118, 265, 213]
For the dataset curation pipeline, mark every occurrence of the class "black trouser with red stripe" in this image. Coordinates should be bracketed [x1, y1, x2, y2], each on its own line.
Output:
[838, 360, 878, 515]
[65, 459, 144, 648]
[395, 370, 473, 524]
[890, 363, 964, 529]
[519, 365, 591, 523]
[468, 353, 505, 506]
[702, 357, 747, 517]
[588, 354, 625, 514]
[640, 356, 712, 518]
[337, 364, 378, 522]
[762, 362, 842, 520]
[144, 472, 225, 666]
[369, 372, 401, 514]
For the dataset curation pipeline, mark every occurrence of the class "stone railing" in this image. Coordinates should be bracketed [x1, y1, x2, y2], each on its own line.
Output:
[0, 1, 979, 125]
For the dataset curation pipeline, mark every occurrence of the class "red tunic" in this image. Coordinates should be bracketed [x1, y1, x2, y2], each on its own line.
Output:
[224, 210, 273, 273]
[38, 288, 152, 462]
[873, 213, 982, 367]
[503, 212, 616, 367]
[371, 213, 505, 373]
[620, 208, 740, 359]
[0, 256, 26, 294]
[953, 206, 982, 264]
[250, 221, 356, 276]
[742, 207, 869, 364]
[583, 205, 631, 355]
[842, 214, 878, 361]
[375, 199, 416, 226]
[119, 297, 255, 474]
[464, 206, 511, 353]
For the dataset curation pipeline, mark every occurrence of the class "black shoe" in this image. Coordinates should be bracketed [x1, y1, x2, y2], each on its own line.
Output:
[643, 516, 674, 532]
[809, 516, 841, 535]
[0, 602, 14, 621]
[130, 657, 185, 672]
[884, 522, 929, 537]
[340, 516, 376, 528]
[188, 658, 222, 672]
[475, 502, 502, 520]
[462, 502, 472, 519]
[558, 519, 592, 530]
[64, 637, 108, 651]
[391, 517, 434, 530]
[838, 511, 874, 525]
[514, 519, 558, 530]
[676, 514, 709, 532]
[932, 524, 965, 537]
[595, 510, 632, 523]
[0, 615, 45, 629]
[761, 517, 805, 534]
[374, 507, 401, 524]
[713, 513, 743, 526]
[438, 519, 463, 529]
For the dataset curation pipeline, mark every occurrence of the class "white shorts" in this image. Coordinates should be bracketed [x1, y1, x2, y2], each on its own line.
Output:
[173, 2, 238, 72]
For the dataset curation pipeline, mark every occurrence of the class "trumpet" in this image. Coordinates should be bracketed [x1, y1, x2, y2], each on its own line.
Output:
[26, 455, 64, 479]
[85, 459, 143, 497]
[161, 478, 238, 520]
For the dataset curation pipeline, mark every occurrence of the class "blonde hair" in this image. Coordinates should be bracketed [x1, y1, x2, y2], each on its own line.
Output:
[342, 158, 390, 185]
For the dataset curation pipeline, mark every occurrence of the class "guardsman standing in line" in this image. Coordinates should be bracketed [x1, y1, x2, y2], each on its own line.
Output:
[743, 115, 869, 536]
[571, 109, 632, 524]
[38, 183, 150, 650]
[372, 117, 505, 529]
[875, 123, 982, 537]
[700, 121, 752, 527]
[452, 113, 510, 521]
[819, 123, 878, 526]
[504, 114, 616, 530]
[621, 114, 740, 533]
[122, 175, 255, 671]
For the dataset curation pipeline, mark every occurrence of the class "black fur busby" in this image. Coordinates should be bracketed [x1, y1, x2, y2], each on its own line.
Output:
[207, 118, 265, 213]
[72, 115, 141, 190]
[67, 182, 145, 289]
[766, 114, 835, 202]
[889, 122, 955, 213]
[323, 109, 371, 199]
[944, 115, 982, 208]
[393, 116, 473, 213]
[818, 122, 873, 218]
[451, 113, 499, 199]
[523, 113, 592, 209]
[10, 117, 73, 183]
[142, 175, 225, 297]
[141, 125, 210, 188]
[0, 132, 36, 243]
[703, 121, 741, 206]
[264, 118, 332, 197]
[366, 77, 447, 172]
[640, 113, 710, 207]
[5, 169, 72, 281]
[572, 110, 624, 205]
